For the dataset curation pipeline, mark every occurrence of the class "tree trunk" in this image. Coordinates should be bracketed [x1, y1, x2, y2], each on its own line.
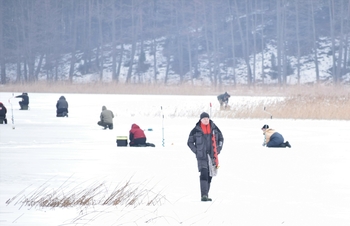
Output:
[97, 0, 104, 81]
[295, 0, 301, 84]
[234, 0, 252, 86]
[328, 0, 337, 84]
[311, 0, 320, 83]
[228, 0, 236, 86]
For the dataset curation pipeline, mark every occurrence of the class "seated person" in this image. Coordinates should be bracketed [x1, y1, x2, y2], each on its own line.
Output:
[15, 93, 29, 110]
[217, 92, 230, 108]
[56, 96, 69, 117]
[129, 123, 147, 146]
[97, 106, 114, 129]
[0, 102, 7, 124]
[261, 124, 291, 148]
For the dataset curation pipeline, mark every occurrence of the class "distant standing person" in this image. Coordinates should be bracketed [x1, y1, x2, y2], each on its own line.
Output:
[129, 123, 147, 146]
[0, 102, 7, 124]
[187, 112, 224, 202]
[15, 93, 29, 110]
[97, 106, 114, 130]
[217, 92, 230, 109]
[56, 96, 69, 117]
[261, 124, 291, 148]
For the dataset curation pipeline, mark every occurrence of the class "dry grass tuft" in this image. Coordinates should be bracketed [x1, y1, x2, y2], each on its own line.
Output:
[6, 179, 165, 209]
[217, 86, 350, 120]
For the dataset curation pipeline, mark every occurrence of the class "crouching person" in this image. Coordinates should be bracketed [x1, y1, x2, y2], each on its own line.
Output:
[129, 124, 147, 146]
[97, 106, 114, 130]
[56, 96, 69, 117]
[15, 93, 29, 110]
[261, 125, 291, 148]
[0, 102, 7, 124]
[217, 92, 230, 109]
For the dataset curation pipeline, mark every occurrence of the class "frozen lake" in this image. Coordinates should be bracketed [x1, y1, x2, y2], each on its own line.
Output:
[0, 92, 349, 226]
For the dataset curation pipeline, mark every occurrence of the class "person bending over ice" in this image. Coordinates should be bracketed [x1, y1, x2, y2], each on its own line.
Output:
[129, 123, 147, 146]
[217, 92, 230, 109]
[97, 106, 114, 130]
[0, 102, 7, 124]
[15, 93, 29, 110]
[261, 124, 291, 148]
[56, 96, 69, 117]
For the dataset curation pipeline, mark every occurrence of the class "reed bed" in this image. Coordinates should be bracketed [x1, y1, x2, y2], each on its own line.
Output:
[1, 82, 349, 120]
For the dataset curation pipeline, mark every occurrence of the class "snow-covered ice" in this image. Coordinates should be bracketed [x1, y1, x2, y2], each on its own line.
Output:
[0, 92, 349, 226]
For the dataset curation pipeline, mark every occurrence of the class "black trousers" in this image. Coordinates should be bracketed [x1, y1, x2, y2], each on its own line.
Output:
[130, 138, 146, 146]
[19, 102, 29, 110]
[199, 168, 212, 197]
[0, 116, 7, 124]
[57, 108, 68, 117]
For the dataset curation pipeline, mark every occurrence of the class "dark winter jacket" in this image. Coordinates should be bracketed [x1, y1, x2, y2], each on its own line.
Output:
[187, 120, 224, 171]
[56, 96, 69, 111]
[217, 92, 230, 103]
[100, 106, 114, 124]
[0, 102, 7, 118]
[263, 128, 284, 147]
[129, 124, 146, 144]
[15, 93, 29, 105]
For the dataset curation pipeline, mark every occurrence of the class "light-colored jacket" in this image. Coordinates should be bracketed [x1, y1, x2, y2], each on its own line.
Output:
[100, 106, 114, 124]
[263, 128, 276, 144]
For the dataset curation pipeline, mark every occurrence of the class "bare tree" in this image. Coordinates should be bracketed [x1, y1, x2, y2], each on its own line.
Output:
[234, 0, 253, 86]
[0, 0, 6, 84]
[310, 0, 320, 83]
[294, 0, 302, 84]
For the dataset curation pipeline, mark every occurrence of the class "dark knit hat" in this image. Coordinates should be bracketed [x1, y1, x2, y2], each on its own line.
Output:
[261, 124, 269, 129]
[200, 112, 210, 120]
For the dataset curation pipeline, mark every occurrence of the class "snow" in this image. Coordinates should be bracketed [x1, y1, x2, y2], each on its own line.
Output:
[1, 92, 350, 226]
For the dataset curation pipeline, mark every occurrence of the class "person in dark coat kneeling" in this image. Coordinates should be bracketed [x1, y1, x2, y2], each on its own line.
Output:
[15, 93, 29, 110]
[129, 123, 147, 146]
[261, 124, 291, 148]
[56, 96, 69, 117]
[187, 112, 224, 202]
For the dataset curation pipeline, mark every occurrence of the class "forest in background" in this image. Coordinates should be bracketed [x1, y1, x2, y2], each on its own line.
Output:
[0, 0, 349, 86]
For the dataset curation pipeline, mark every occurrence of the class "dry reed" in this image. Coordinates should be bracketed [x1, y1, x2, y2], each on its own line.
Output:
[6, 179, 165, 209]
[1, 82, 349, 119]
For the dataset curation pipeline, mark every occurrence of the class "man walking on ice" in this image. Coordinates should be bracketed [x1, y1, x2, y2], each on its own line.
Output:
[187, 112, 224, 202]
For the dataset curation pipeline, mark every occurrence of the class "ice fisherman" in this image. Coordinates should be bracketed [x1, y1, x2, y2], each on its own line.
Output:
[56, 96, 69, 117]
[15, 93, 29, 110]
[261, 124, 291, 148]
[217, 92, 230, 108]
[129, 123, 147, 146]
[187, 112, 224, 202]
[0, 102, 7, 124]
[97, 106, 114, 130]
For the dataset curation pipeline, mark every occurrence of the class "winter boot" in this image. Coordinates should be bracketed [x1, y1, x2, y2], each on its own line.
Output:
[285, 141, 291, 148]
[201, 195, 212, 202]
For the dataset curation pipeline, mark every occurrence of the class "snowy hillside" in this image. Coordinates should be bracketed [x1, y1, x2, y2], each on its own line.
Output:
[52, 38, 350, 85]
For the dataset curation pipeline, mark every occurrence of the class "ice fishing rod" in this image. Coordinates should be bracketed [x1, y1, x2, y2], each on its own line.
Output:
[210, 102, 212, 117]
[8, 93, 15, 129]
[263, 106, 273, 119]
[161, 106, 164, 147]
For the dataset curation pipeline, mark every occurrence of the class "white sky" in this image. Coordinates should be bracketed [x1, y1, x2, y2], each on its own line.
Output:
[0, 92, 350, 226]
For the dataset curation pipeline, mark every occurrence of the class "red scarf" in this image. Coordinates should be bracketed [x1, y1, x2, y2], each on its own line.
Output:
[200, 122, 211, 134]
